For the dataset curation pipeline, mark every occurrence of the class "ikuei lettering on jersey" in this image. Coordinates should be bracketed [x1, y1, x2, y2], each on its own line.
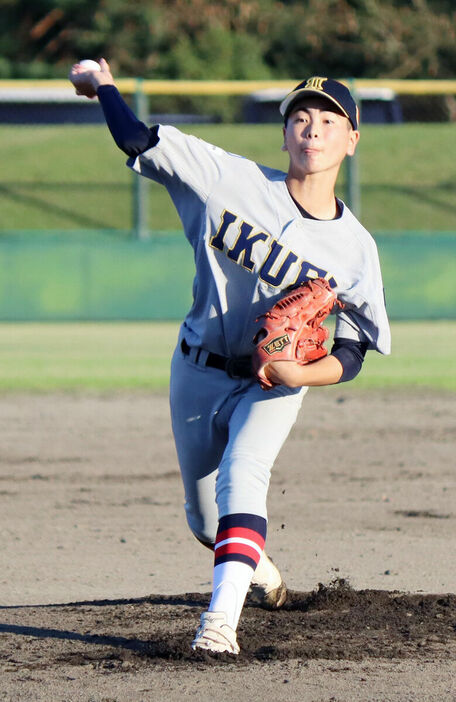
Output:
[262, 334, 291, 356]
[210, 208, 337, 289]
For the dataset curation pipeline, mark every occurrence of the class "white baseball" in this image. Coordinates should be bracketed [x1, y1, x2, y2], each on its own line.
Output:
[78, 59, 101, 71]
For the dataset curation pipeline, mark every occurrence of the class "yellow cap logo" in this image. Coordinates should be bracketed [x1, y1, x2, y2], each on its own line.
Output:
[304, 77, 327, 91]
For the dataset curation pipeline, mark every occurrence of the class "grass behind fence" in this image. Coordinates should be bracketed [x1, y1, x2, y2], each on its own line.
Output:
[0, 123, 455, 233]
[0, 320, 454, 392]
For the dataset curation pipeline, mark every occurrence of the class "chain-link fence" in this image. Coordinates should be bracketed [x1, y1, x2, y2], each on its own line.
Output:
[0, 231, 454, 321]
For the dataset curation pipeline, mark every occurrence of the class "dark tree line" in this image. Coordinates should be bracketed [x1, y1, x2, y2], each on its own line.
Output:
[1, 0, 455, 80]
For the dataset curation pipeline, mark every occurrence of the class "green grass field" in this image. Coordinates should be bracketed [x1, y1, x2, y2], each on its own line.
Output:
[1, 123, 455, 233]
[0, 320, 454, 393]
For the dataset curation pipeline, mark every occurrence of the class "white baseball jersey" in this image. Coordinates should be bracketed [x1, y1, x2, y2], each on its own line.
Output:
[129, 125, 391, 358]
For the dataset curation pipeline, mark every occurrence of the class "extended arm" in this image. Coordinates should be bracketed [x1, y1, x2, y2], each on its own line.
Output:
[68, 59, 158, 156]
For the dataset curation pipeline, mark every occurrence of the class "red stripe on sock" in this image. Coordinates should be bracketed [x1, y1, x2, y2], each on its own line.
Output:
[216, 527, 265, 550]
[214, 542, 261, 565]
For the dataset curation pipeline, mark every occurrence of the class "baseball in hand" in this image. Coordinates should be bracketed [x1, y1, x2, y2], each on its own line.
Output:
[69, 58, 113, 99]
[78, 59, 101, 71]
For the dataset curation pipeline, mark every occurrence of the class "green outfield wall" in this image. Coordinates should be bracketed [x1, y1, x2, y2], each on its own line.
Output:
[0, 231, 454, 321]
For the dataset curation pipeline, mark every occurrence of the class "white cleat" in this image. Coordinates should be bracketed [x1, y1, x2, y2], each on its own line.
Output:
[250, 551, 287, 609]
[191, 611, 240, 655]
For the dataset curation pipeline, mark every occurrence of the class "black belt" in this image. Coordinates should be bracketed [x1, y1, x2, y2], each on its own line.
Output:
[181, 339, 252, 379]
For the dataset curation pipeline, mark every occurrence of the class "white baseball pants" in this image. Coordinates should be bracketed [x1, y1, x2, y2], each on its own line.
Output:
[169, 342, 307, 544]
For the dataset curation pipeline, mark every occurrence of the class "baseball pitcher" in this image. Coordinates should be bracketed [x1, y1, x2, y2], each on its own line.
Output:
[69, 61, 390, 655]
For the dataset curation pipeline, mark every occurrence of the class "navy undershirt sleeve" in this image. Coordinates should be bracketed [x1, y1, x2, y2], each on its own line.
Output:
[331, 338, 369, 383]
[96, 84, 159, 156]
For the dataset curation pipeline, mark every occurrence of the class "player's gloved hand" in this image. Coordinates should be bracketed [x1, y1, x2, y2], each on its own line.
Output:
[252, 278, 344, 390]
[68, 58, 114, 99]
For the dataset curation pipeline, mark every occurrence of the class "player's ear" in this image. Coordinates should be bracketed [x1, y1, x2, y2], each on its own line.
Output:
[281, 126, 288, 152]
[346, 129, 360, 157]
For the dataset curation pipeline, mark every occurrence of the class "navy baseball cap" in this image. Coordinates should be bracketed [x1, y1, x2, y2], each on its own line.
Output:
[280, 77, 359, 130]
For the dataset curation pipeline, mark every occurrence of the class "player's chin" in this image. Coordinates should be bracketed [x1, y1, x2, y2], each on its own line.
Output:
[291, 157, 322, 177]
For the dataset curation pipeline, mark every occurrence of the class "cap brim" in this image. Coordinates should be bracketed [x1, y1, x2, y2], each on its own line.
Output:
[280, 88, 350, 121]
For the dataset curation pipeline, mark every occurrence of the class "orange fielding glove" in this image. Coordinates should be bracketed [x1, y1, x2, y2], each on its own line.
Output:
[252, 278, 344, 390]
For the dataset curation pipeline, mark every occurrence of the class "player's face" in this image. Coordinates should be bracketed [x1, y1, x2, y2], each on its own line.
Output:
[282, 97, 360, 179]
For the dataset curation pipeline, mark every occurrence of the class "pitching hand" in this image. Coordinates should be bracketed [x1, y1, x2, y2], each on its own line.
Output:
[68, 58, 114, 99]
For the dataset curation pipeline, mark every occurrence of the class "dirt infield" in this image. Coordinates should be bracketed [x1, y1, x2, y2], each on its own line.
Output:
[0, 389, 455, 701]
